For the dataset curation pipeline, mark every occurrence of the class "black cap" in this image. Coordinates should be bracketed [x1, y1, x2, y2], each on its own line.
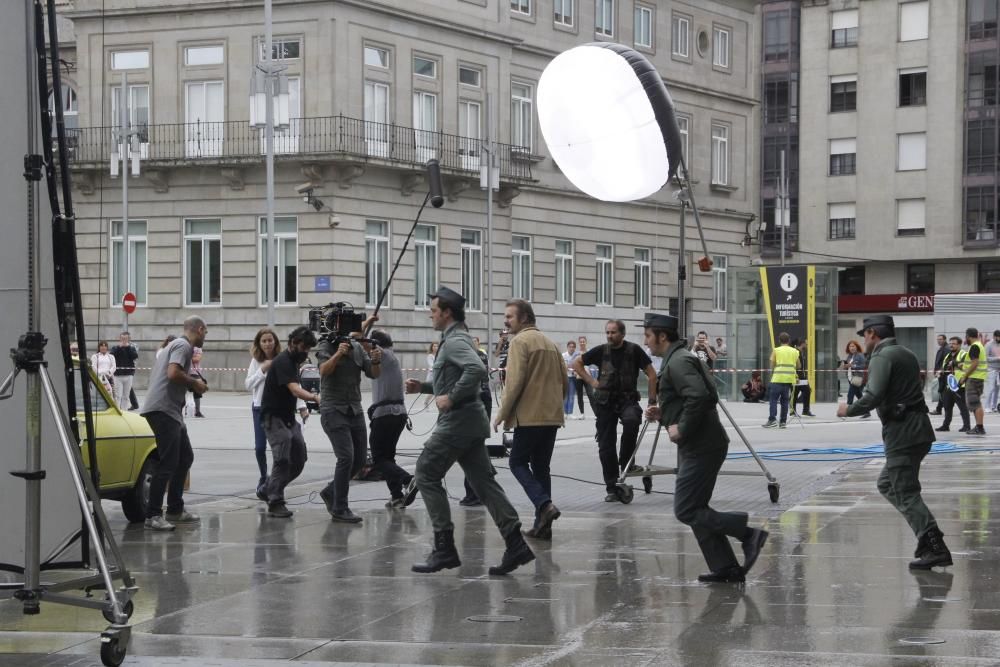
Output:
[427, 286, 466, 310]
[638, 312, 678, 330]
[369, 329, 392, 348]
[857, 314, 894, 336]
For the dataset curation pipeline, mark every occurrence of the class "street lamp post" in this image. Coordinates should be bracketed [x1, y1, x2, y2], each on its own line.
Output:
[250, 0, 289, 328]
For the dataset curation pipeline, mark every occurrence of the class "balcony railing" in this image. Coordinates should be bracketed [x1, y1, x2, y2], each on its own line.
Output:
[66, 115, 534, 182]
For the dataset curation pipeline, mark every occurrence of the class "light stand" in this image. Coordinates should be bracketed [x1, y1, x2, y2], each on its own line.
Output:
[0, 2, 136, 665]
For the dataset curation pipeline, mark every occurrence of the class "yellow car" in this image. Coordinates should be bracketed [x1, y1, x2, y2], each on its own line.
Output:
[74, 362, 158, 523]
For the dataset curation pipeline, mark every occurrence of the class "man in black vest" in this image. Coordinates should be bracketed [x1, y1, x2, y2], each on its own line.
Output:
[573, 319, 657, 502]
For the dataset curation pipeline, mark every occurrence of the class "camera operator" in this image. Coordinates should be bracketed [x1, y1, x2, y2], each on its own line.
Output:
[316, 312, 381, 524]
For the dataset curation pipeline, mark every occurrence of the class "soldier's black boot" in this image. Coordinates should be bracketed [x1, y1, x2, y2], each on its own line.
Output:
[912, 531, 929, 558]
[412, 529, 461, 573]
[488, 530, 535, 575]
[909, 527, 953, 570]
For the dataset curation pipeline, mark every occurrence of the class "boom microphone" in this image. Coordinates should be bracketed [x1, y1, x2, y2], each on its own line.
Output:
[426, 159, 444, 208]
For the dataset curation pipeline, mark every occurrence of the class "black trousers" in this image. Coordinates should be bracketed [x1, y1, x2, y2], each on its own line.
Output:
[594, 400, 643, 492]
[793, 384, 811, 413]
[674, 443, 747, 573]
[369, 413, 412, 498]
[941, 388, 970, 429]
[143, 411, 194, 518]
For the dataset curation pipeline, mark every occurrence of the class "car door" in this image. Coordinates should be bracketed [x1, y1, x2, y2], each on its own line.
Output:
[76, 370, 134, 486]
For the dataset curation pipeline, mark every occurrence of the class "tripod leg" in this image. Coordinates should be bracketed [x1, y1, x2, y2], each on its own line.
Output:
[716, 400, 778, 485]
[38, 367, 132, 624]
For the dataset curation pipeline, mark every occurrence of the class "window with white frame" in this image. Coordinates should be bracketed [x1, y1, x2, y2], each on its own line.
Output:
[459, 100, 481, 169]
[713, 27, 731, 68]
[110, 220, 147, 306]
[596, 0, 614, 36]
[511, 0, 531, 16]
[364, 45, 389, 68]
[259, 38, 300, 61]
[511, 82, 533, 151]
[596, 244, 614, 306]
[633, 247, 650, 308]
[829, 137, 857, 175]
[365, 220, 390, 307]
[672, 14, 690, 57]
[461, 230, 483, 311]
[111, 49, 149, 70]
[184, 45, 224, 66]
[413, 56, 437, 79]
[414, 224, 438, 308]
[831, 10, 859, 48]
[711, 124, 729, 186]
[554, 0, 573, 26]
[900, 1, 929, 42]
[512, 235, 532, 300]
[258, 216, 297, 306]
[185, 218, 221, 305]
[48, 84, 78, 132]
[459, 66, 481, 87]
[111, 84, 150, 143]
[364, 80, 390, 157]
[897, 198, 926, 236]
[897, 132, 927, 171]
[635, 5, 653, 48]
[712, 255, 728, 312]
[185, 80, 224, 157]
[677, 115, 689, 168]
[413, 90, 438, 162]
[555, 239, 574, 304]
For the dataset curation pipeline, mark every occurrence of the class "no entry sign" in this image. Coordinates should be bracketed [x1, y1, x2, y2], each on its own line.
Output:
[122, 292, 137, 314]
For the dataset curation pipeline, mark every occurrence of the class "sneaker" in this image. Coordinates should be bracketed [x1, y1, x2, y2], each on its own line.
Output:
[319, 487, 336, 516]
[788, 411, 798, 418]
[930, 409, 942, 416]
[267, 502, 293, 518]
[401, 476, 420, 508]
[935, 425, 950, 432]
[778, 422, 787, 429]
[535, 502, 561, 536]
[459, 496, 482, 507]
[762, 419, 778, 429]
[164, 510, 200, 524]
[958, 426, 971, 433]
[144, 515, 175, 531]
[255, 479, 268, 502]
[971, 425, 987, 435]
[194, 412, 205, 418]
[604, 492, 620, 503]
[802, 411, 816, 417]
[386, 497, 405, 510]
[330, 509, 363, 524]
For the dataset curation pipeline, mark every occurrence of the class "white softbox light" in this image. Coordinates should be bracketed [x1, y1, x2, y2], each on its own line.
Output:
[538, 43, 685, 202]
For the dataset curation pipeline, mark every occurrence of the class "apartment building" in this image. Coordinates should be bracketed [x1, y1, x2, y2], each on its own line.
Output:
[760, 0, 1000, 362]
[58, 0, 758, 385]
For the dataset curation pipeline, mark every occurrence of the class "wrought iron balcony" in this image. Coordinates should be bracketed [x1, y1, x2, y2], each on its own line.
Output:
[65, 115, 534, 182]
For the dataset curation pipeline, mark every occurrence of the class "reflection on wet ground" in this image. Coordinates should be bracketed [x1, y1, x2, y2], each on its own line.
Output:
[2, 448, 999, 665]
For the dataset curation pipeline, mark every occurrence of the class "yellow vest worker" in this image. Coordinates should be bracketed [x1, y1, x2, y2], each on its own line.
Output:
[771, 345, 799, 385]
[963, 327, 988, 435]
[764, 334, 800, 428]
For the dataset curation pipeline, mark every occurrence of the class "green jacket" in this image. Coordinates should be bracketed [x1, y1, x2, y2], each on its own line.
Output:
[846, 338, 934, 451]
[420, 322, 490, 439]
[656, 340, 729, 450]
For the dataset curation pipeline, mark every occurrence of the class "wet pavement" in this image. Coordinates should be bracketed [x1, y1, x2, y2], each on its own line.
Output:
[2, 397, 1000, 666]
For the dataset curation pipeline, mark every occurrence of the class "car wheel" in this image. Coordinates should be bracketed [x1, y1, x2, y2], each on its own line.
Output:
[121, 455, 155, 523]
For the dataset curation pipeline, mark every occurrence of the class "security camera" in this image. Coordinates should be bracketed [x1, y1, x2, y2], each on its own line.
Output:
[328, 214, 341, 228]
[295, 182, 314, 195]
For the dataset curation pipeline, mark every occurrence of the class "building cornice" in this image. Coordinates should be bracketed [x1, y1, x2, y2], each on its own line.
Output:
[66, 0, 523, 47]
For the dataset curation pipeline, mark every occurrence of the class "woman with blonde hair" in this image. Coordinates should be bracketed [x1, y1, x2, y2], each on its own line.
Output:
[246, 328, 281, 498]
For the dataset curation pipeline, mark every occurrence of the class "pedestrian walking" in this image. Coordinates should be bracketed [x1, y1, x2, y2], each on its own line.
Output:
[931, 334, 948, 415]
[110, 331, 138, 410]
[985, 329, 1000, 413]
[404, 287, 534, 575]
[571, 320, 657, 502]
[185, 347, 206, 418]
[840, 340, 870, 418]
[837, 315, 952, 569]
[260, 326, 320, 518]
[492, 299, 566, 540]
[139, 317, 208, 530]
[643, 313, 769, 583]
[246, 328, 281, 499]
[562, 340, 579, 418]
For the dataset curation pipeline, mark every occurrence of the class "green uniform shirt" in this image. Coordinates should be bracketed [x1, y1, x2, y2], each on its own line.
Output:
[420, 322, 490, 440]
[656, 340, 729, 450]
[846, 337, 934, 452]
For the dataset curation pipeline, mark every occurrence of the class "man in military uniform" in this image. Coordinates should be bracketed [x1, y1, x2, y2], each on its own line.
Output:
[405, 287, 534, 575]
[642, 313, 769, 583]
[837, 315, 952, 569]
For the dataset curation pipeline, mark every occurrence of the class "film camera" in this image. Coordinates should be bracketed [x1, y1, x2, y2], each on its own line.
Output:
[308, 302, 368, 344]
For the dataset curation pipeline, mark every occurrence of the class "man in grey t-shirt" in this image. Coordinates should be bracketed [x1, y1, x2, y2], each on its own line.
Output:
[140, 316, 209, 531]
[367, 330, 418, 509]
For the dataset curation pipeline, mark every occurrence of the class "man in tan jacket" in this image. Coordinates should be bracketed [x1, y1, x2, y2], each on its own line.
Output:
[492, 299, 568, 540]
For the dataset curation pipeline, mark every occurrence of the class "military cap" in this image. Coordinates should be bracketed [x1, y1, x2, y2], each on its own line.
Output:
[638, 312, 678, 330]
[857, 314, 894, 336]
[428, 286, 466, 310]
